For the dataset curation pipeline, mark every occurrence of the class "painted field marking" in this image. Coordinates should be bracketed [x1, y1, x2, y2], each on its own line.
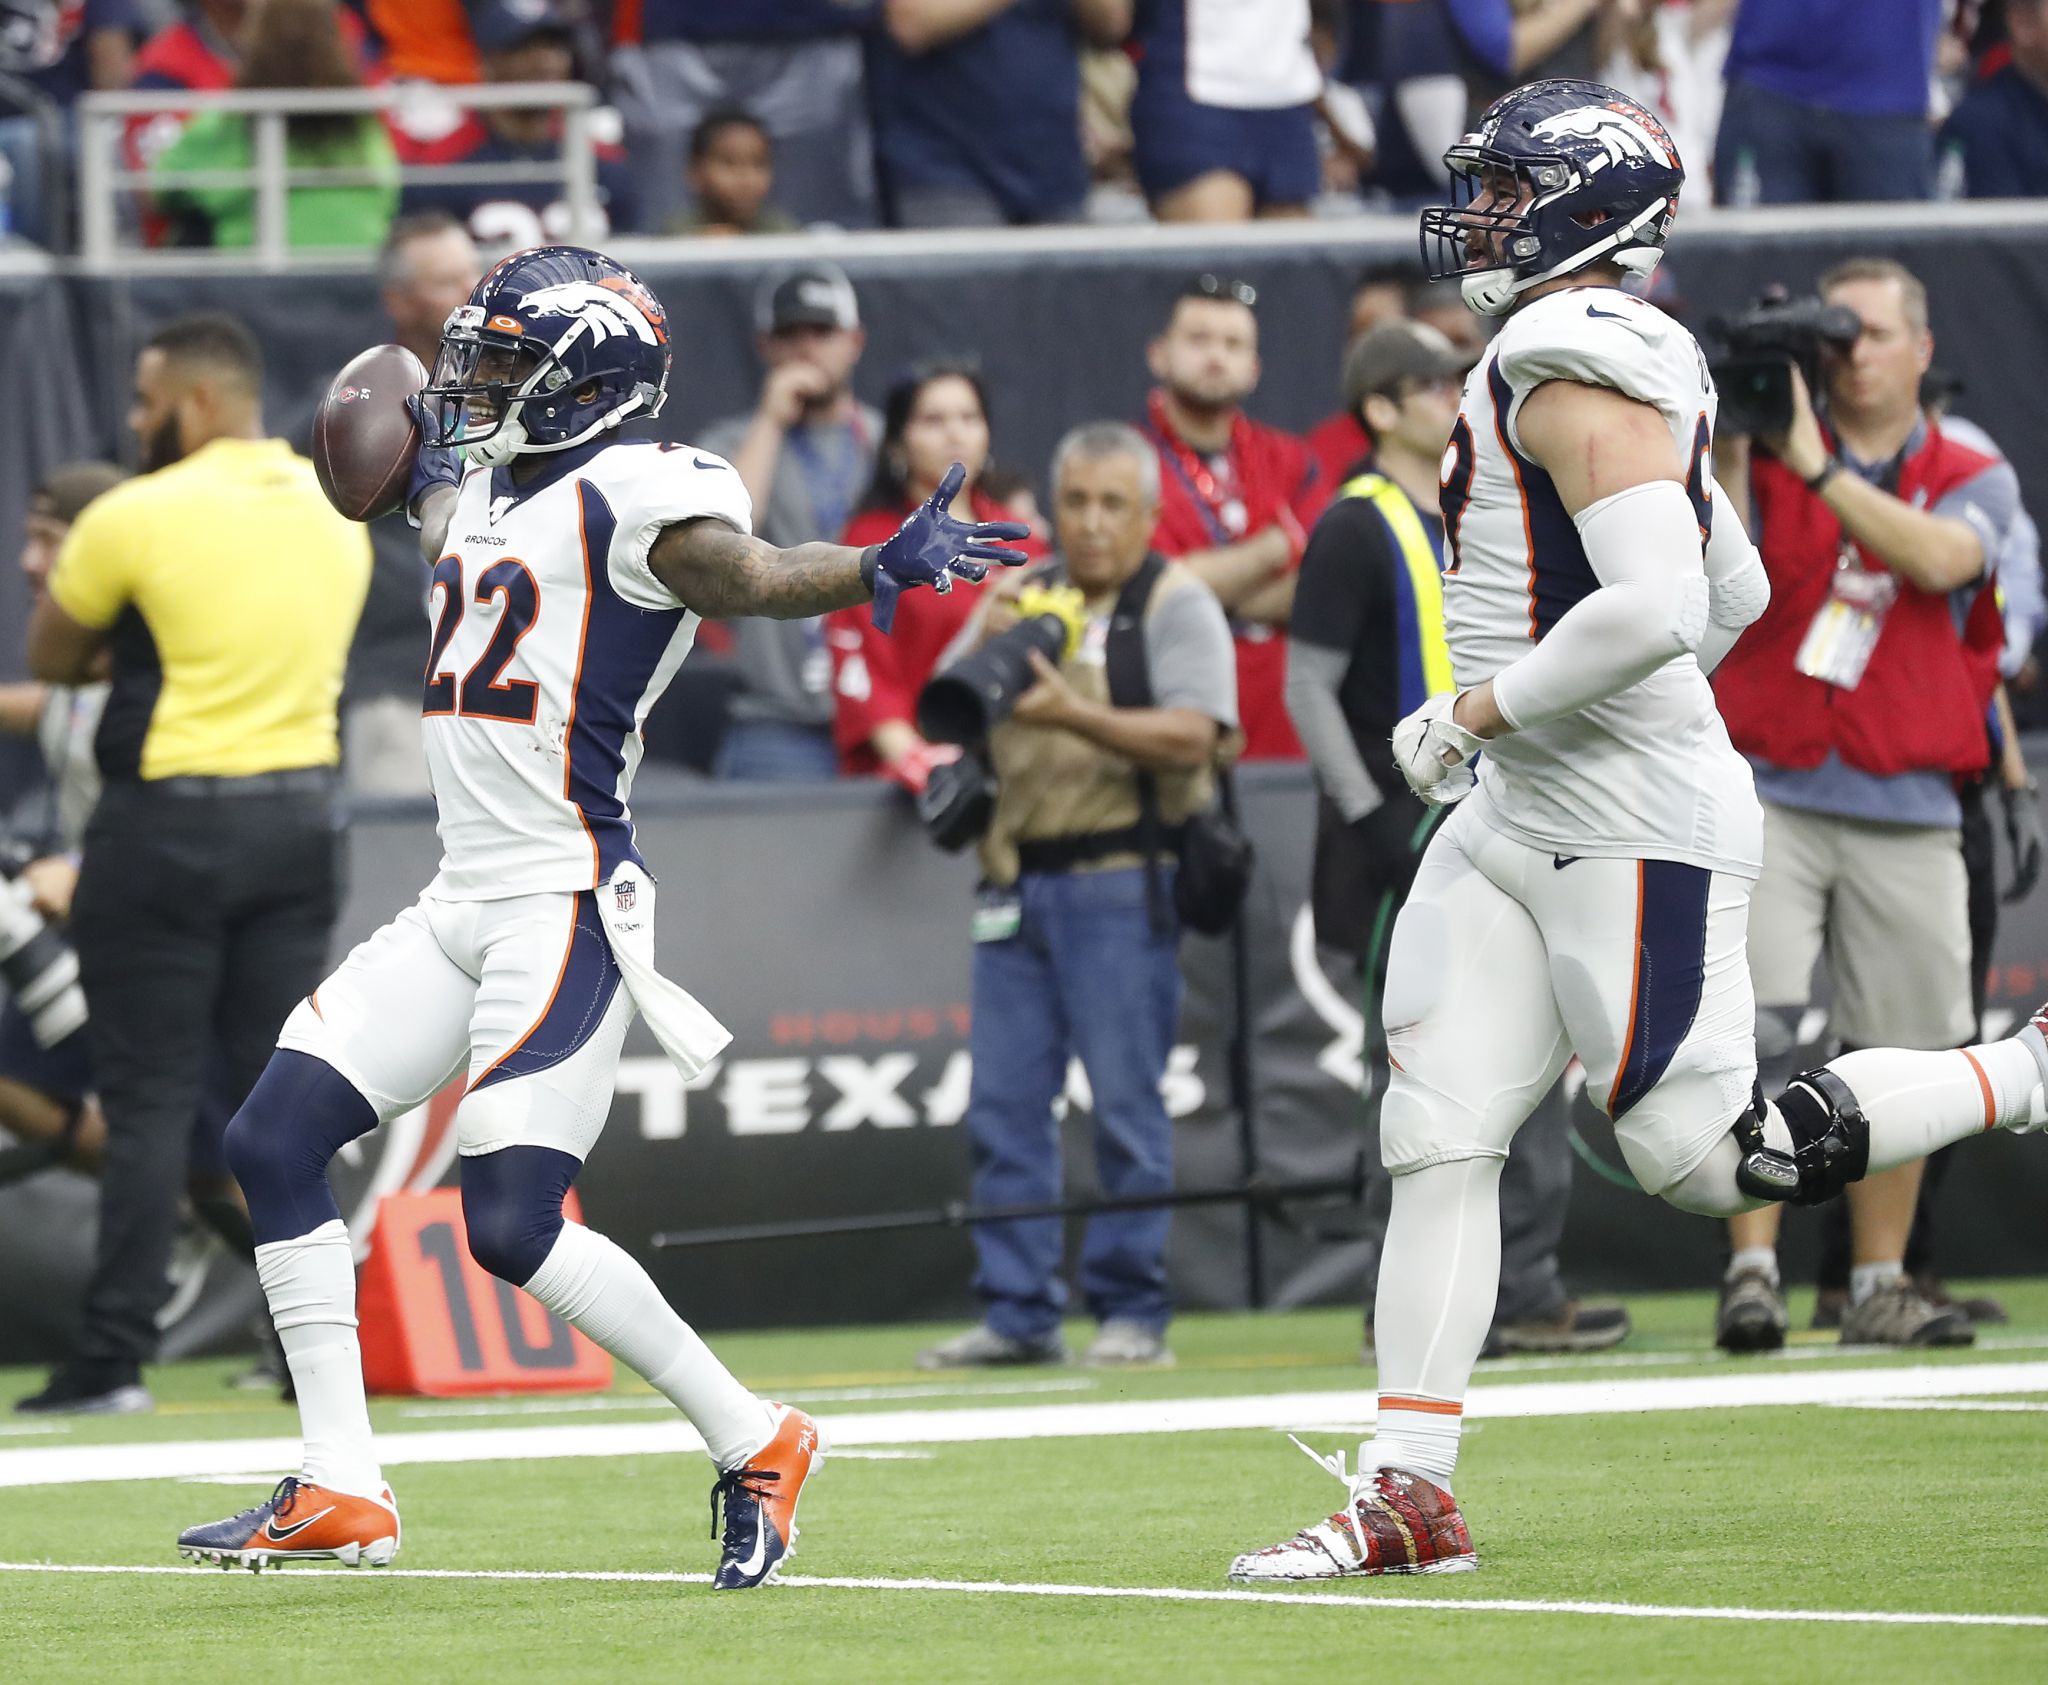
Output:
[5, 1360, 2046, 1490]
[395, 1377, 1096, 1419]
[0, 1561, 2039, 1630]
[1827, 1399, 2048, 1413]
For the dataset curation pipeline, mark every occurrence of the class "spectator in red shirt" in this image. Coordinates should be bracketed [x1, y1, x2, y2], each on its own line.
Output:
[1303, 262, 1422, 493]
[1139, 274, 1319, 760]
[827, 361, 1046, 791]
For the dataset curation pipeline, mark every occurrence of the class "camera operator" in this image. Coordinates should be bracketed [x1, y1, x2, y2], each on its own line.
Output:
[0, 464, 124, 1184]
[1709, 257, 2018, 1352]
[916, 422, 1237, 1372]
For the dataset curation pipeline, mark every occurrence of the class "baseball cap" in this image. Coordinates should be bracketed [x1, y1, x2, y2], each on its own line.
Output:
[472, 0, 572, 54]
[754, 262, 862, 335]
[1342, 320, 1469, 414]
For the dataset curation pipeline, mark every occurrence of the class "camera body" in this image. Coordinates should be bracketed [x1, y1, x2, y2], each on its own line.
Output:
[0, 837, 88, 1050]
[1709, 288, 1863, 436]
[917, 611, 1071, 749]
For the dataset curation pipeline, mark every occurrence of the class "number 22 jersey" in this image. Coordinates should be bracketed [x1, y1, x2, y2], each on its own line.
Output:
[420, 438, 751, 899]
[1440, 286, 1763, 879]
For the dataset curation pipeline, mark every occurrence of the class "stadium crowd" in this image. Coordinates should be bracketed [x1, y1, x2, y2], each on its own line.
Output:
[5, 2, 2048, 252]
[3, 4, 2047, 1398]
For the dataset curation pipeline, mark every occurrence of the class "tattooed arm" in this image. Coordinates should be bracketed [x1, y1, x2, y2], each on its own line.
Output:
[648, 516, 878, 620]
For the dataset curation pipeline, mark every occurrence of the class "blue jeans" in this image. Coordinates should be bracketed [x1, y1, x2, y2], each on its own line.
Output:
[964, 866, 1182, 1340]
[1714, 79, 1933, 204]
[712, 719, 839, 782]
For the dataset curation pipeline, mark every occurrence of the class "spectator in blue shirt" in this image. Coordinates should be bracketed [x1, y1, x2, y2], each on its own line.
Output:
[1940, 0, 2048, 199]
[611, 0, 884, 231]
[1714, 0, 1941, 202]
[0, 0, 145, 244]
[870, 0, 1132, 227]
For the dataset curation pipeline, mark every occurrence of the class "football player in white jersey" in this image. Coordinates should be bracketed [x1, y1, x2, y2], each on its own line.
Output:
[177, 247, 1029, 1585]
[1230, 81, 2048, 1580]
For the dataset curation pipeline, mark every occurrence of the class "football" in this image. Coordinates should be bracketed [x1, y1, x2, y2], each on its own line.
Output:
[312, 342, 428, 522]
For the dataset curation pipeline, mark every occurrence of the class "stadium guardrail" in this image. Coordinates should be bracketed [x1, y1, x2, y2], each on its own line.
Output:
[74, 81, 601, 273]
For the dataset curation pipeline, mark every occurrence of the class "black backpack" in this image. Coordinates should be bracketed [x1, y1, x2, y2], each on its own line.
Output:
[1105, 555, 1255, 937]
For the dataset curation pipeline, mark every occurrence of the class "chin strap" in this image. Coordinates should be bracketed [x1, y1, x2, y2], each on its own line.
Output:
[1462, 195, 1671, 316]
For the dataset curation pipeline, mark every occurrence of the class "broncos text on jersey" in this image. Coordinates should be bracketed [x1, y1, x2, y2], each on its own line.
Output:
[421, 438, 750, 899]
[1439, 286, 1763, 878]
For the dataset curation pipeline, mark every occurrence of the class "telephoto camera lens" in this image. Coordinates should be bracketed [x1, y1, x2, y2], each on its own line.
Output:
[0, 869, 88, 1049]
[917, 612, 1071, 747]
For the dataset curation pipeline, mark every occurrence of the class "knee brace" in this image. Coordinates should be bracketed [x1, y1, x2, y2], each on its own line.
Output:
[1732, 1068, 1870, 1207]
[226, 1050, 379, 1246]
[459, 1144, 581, 1285]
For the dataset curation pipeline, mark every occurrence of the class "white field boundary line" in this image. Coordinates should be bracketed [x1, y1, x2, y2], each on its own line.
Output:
[5, 1361, 2046, 1490]
[0, 1562, 2041, 1630]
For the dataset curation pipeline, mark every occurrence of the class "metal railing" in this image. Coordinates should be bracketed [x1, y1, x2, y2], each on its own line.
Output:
[75, 81, 601, 272]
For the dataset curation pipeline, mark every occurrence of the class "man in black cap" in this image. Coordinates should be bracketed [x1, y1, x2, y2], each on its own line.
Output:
[698, 262, 880, 780]
[1286, 320, 1632, 1361]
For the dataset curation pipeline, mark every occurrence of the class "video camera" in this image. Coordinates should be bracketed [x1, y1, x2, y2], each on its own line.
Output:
[1708, 286, 1863, 437]
[0, 838, 87, 1050]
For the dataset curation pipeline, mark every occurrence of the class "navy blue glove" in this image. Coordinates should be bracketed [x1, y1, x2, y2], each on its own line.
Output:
[861, 462, 1031, 633]
[403, 393, 463, 529]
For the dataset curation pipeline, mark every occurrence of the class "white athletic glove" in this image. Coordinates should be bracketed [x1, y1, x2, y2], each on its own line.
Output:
[1391, 692, 1484, 806]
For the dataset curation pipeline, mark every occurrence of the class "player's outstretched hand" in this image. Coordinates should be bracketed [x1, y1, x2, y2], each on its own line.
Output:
[868, 462, 1032, 633]
[402, 393, 464, 529]
[1392, 692, 1484, 806]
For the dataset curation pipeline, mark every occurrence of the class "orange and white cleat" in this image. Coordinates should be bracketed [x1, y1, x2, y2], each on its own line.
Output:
[1228, 1439, 1475, 1580]
[710, 1403, 824, 1589]
[177, 1476, 400, 1571]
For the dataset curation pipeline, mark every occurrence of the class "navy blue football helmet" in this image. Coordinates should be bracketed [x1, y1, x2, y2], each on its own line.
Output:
[421, 245, 670, 467]
[1419, 79, 1684, 318]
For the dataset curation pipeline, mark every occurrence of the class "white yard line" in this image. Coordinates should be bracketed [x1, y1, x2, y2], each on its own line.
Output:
[4, 1360, 2046, 1490]
[1827, 1399, 2048, 1413]
[395, 1377, 1097, 1418]
[0, 1561, 2038, 1629]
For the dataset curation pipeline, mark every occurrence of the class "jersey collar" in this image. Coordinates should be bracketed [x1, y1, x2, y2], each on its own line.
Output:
[486, 435, 615, 516]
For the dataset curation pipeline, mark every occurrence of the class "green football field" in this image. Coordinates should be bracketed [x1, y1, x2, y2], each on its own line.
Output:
[4, 1285, 2046, 1685]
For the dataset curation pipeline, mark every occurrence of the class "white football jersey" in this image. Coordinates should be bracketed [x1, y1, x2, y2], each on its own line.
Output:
[421, 439, 749, 899]
[1441, 286, 1763, 878]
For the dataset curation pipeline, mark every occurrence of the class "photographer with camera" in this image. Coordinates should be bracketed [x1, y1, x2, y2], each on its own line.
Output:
[0, 464, 123, 1186]
[914, 422, 1237, 1372]
[1708, 257, 2019, 1352]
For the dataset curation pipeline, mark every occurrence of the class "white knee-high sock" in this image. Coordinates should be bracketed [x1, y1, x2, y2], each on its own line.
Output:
[1365, 1156, 1503, 1493]
[255, 1218, 383, 1498]
[1826, 1039, 2042, 1171]
[522, 1222, 774, 1469]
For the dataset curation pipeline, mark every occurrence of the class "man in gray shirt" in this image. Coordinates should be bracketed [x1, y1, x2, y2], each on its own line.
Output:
[918, 422, 1237, 1372]
[699, 262, 880, 779]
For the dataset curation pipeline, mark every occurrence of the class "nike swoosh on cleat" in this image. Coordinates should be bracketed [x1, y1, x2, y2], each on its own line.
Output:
[734, 1523, 771, 1582]
[1552, 854, 1582, 869]
[263, 1506, 335, 1543]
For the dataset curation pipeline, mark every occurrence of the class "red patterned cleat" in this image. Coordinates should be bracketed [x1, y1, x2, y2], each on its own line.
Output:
[177, 1476, 400, 1571]
[1228, 1440, 1475, 1580]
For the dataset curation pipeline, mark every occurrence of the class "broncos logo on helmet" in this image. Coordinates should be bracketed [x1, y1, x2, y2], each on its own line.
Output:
[421, 246, 671, 468]
[1420, 79, 1685, 319]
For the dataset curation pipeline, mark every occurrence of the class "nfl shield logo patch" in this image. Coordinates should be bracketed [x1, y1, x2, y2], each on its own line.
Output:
[614, 879, 637, 913]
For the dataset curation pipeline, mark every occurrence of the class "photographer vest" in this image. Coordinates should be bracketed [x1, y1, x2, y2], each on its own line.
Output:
[978, 555, 1221, 887]
[1715, 423, 2004, 780]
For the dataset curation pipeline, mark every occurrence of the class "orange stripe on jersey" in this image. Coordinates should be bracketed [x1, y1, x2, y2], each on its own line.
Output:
[1607, 862, 1647, 1116]
[469, 894, 578, 1093]
[1378, 1394, 1463, 1417]
[1961, 1048, 1997, 1130]
[309, 991, 323, 1020]
[564, 481, 603, 889]
[1486, 358, 1538, 639]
